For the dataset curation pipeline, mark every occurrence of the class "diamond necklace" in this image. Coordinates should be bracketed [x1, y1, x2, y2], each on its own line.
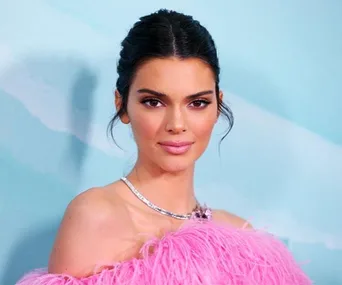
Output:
[120, 177, 200, 220]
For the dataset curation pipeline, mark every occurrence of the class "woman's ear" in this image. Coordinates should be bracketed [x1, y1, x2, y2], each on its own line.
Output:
[217, 91, 224, 119]
[219, 91, 223, 103]
[115, 90, 130, 124]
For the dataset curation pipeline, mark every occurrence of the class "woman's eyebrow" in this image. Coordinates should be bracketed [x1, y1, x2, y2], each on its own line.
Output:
[137, 88, 214, 99]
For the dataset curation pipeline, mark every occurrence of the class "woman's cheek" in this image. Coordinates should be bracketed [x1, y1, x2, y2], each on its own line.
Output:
[131, 114, 161, 141]
[192, 116, 216, 138]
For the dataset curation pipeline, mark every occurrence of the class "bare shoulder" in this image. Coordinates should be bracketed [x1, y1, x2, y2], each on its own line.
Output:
[67, 184, 129, 222]
[62, 183, 132, 233]
[48, 182, 136, 277]
[212, 209, 253, 229]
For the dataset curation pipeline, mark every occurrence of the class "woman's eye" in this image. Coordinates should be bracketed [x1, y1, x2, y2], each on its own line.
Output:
[189, 100, 210, 108]
[142, 99, 163, 108]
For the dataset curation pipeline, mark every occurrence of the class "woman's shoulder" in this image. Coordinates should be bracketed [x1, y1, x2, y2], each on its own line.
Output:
[67, 181, 131, 225]
[211, 209, 253, 229]
[48, 181, 136, 276]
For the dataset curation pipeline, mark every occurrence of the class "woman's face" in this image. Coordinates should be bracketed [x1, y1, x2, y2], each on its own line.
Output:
[117, 57, 221, 173]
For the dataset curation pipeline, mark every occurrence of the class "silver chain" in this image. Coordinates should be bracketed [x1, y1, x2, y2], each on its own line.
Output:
[120, 177, 196, 220]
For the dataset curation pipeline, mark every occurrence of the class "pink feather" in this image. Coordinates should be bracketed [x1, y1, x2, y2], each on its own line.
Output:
[16, 221, 312, 284]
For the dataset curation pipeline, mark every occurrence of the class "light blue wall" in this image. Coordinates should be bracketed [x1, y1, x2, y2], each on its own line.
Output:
[1, 1, 341, 284]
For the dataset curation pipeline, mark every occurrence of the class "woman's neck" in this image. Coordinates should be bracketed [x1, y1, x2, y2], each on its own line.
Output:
[125, 158, 197, 215]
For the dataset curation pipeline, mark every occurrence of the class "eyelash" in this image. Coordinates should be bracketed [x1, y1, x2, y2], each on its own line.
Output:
[140, 98, 212, 109]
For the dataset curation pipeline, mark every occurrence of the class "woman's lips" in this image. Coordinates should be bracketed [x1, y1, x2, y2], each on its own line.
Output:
[158, 141, 194, 155]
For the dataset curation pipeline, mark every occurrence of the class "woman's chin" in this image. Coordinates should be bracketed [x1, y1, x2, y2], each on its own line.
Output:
[157, 158, 195, 173]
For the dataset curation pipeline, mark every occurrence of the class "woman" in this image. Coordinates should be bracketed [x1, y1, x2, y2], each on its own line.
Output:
[17, 9, 311, 284]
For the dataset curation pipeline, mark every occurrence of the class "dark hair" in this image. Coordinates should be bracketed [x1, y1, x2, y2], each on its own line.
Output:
[108, 9, 234, 147]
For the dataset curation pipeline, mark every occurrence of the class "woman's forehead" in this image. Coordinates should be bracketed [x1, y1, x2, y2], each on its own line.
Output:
[131, 57, 216, 93]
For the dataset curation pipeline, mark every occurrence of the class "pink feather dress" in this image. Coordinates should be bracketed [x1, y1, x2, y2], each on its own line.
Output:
[15, 208, 312, 284]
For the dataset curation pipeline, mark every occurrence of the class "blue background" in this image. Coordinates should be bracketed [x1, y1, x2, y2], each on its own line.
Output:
[1, 1, 341, 284]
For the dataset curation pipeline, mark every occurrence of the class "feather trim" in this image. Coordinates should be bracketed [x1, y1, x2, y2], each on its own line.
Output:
[16, 221, 312, 284]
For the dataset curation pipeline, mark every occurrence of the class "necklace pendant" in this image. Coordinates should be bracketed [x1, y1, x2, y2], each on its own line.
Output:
[191, 204, 212, 221]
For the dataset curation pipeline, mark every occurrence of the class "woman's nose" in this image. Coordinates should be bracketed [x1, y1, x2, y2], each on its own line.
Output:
[165, 107, 187, 134]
